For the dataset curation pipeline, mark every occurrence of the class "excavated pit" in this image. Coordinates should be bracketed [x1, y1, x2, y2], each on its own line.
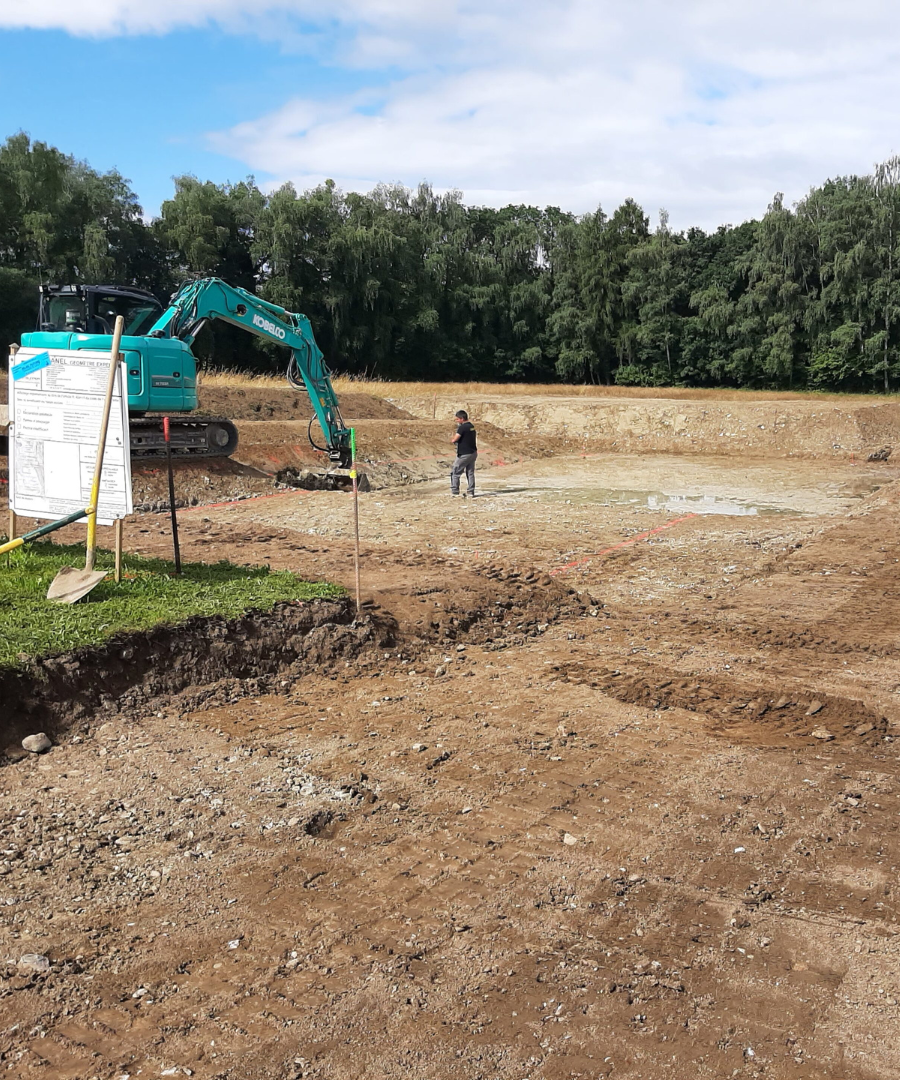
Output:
[6, 387, 900, 1080]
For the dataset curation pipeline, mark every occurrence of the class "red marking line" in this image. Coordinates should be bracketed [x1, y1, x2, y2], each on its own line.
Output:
[550, 513, 698, 575]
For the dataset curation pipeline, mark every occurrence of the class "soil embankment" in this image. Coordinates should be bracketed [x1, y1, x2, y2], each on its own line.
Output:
[197, 385, 414, 423]
[0, 599, 381, 748]
[393, 393, 900, 460]
[230, 417, 524, 486]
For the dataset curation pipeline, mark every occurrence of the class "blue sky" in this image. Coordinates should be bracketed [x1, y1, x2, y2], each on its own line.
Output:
[1, 0, 899, 229]
[0, 26, 379, 215]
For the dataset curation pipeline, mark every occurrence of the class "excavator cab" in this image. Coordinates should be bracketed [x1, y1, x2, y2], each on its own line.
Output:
[39, 285, 163, 338]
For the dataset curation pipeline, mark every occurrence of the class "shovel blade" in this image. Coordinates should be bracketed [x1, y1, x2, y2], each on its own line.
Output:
[47, 566, 108, 604]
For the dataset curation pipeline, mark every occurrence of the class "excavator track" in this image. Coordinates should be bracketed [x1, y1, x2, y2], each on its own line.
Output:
[129, 416, 239, 459]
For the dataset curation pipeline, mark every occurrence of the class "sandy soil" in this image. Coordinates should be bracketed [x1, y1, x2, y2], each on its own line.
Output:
[4, 392, 900, 1079]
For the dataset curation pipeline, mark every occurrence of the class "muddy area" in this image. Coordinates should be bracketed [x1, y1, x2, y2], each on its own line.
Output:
[5, 389, 900, 1079]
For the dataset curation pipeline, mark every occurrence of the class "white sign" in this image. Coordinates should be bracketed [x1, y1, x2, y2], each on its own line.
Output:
[9, 348, 132, 525]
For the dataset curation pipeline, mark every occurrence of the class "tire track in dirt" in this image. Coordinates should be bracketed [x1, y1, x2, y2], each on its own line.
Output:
[550, 661, 889, 747]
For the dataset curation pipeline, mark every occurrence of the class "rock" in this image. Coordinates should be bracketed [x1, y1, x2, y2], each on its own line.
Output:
[22, 733, 52, 754]
[18, 953, 50, 973]
[868, 446, 892, 462]
[810, 727, 835, 741]
[412, 743, 427, 752]
[854, 723, 874, 736]
[434, 666, 446, 677]
[805, 701, 824, 716]
[562, 832, 578, 846]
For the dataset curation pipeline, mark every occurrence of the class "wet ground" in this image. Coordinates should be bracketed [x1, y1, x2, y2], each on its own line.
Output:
[466, 455, 885, 516]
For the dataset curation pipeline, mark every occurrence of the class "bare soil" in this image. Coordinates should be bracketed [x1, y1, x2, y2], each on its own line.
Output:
[195, 385, 414, 424]
[4, 390, 900, 1079]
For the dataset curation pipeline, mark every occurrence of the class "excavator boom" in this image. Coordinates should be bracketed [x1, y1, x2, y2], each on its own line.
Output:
[149, 279, 351, 467]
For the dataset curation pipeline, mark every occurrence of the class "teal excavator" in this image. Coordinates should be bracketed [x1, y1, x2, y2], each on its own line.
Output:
[21, 278, 352, 467]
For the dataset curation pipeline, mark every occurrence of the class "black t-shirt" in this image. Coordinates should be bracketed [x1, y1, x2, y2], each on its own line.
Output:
[456, 421, 477, 455]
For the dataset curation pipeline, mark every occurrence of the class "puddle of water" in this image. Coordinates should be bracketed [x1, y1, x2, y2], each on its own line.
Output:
[473, 460, 887, 517]
[560, 488, 792, 515]
[478, 482, 790, 515]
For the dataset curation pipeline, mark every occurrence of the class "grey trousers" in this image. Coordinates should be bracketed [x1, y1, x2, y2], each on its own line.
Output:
[451, 452, 477, 495]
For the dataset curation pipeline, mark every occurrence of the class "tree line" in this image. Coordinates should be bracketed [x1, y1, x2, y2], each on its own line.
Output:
[3, 131, 900, 392]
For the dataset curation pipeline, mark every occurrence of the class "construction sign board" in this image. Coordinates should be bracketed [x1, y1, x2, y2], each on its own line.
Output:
[8, 348, 132, 525]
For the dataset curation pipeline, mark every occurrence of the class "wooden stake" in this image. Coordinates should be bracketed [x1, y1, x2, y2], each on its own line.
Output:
[114, 517, 124, 582]
[7, 344, 17, 550]
[350, 428, 361, 613]
[85, 317, 125, 572]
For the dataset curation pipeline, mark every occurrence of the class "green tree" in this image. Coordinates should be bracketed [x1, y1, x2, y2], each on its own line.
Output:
[549, 199, 648, 383]
[621, 209, 685, 384]
[869, 157, 900, 390]
[0, 133, 156, 354]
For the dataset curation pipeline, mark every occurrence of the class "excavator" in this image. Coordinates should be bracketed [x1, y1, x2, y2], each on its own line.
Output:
[21, 278, 352, 467]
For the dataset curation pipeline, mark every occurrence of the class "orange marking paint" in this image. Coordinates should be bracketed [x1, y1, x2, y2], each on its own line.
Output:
[550, 513, 699, 575]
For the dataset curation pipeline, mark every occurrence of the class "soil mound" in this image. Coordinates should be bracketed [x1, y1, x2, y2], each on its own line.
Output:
[229, 418, 525, 487]
[395, 393, 900, 460]
[131, 455, 276, 510]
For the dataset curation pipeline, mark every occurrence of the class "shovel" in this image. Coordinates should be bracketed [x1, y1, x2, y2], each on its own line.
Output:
[48, 316, 125, 604]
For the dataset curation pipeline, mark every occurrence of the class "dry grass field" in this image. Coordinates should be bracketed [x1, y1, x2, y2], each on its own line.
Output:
[198, 369, 900, 405]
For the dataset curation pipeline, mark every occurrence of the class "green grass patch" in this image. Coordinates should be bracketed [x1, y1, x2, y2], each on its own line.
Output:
[0, 540, 345, 670]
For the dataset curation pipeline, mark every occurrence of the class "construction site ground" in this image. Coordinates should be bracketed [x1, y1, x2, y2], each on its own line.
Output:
[4, 386, 900, 1079]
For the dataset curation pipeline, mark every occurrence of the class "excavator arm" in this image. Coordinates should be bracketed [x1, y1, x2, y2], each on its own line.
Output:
[148, 278, 352, 467]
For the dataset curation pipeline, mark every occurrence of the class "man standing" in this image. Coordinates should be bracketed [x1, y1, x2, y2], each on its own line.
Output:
[450, 410, 477, 498]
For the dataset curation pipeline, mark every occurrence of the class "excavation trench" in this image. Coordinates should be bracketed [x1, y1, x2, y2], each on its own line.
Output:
[1, 569, 590, 752]
[0, 599, 387, 749]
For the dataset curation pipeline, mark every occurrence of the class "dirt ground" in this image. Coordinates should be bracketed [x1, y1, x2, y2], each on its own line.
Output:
[4, 390, 900, 1079]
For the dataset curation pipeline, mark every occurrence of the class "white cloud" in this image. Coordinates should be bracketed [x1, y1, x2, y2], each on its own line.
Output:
[5, 0, 900, 227]
[0, 0, 457, 38]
